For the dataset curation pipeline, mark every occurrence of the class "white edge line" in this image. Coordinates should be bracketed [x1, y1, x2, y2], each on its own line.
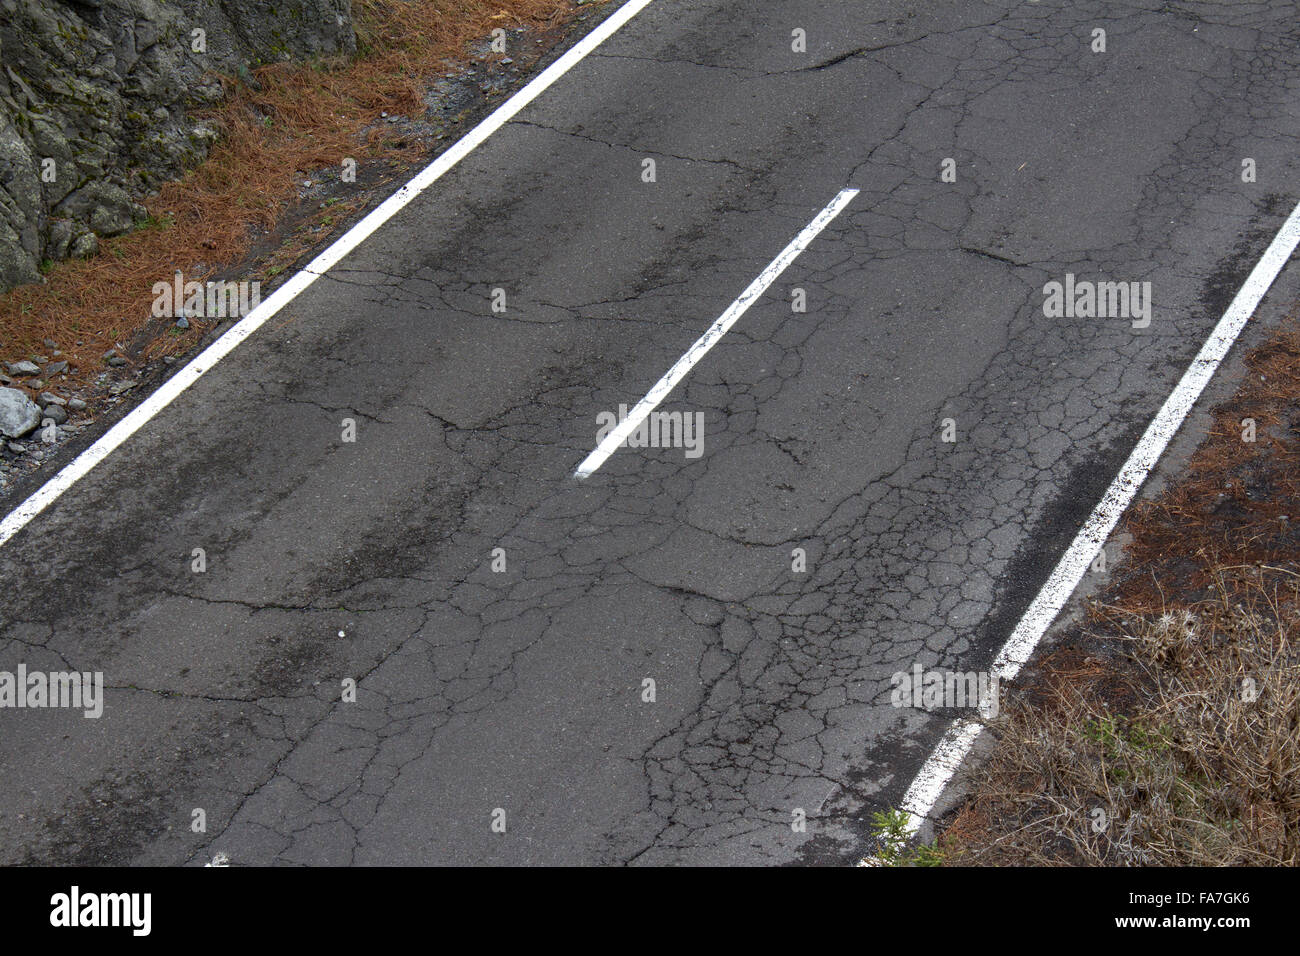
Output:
[0, 0, 656, 551]
[872, 197, 1300, 856]
[573, 187, 860, 478]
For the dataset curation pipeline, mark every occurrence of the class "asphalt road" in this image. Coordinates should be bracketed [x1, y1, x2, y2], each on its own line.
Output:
[3, 0, 1300, 865]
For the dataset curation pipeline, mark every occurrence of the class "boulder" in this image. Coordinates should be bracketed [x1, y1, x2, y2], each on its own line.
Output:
[0, 387, 42, 438]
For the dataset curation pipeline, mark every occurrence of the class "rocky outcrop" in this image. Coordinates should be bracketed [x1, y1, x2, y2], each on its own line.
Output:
[0, 0, 355, 292]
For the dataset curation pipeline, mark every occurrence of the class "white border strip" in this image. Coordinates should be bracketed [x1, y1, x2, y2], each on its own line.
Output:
[0, 0, 656, 551]
[884, 198, 1300, 846]
[574, 188, 859, 478]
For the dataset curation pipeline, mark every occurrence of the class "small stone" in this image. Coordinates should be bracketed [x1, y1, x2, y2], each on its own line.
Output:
[175, 316, 189, 330]
[31, 355, 48, 364]
[108, 356, 128, 367]
[41, 405, 68, 425]
[102, 349, 117, 359]
[7, 361, 39, 376]
[108, 380, 136, 396]
[45, 361, 68, 375]
[68, 398, 87, 412]
[28, 380, 43, 390]
[42, 339, 57, 350]
[38, 393, 66, 407]
[7, 442, 24, 454]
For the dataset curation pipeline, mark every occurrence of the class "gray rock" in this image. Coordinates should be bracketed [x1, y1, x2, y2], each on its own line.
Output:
[45, 360, 68, 375]
[0, 387, 41, 438]
[67, 398, 87, 411]
[175, 316, 189, 330]
[41, 404, 68, 425]
[37, 393, 66, 407]
[108, 356, 128, 367]
[60, 182, 145, 238]
[46, 220, 74, 260]
[6, 361, 39, 376]
[69, 231, 99, 259]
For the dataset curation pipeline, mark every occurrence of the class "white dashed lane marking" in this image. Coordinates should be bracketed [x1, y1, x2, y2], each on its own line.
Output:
[573, 188, 859, 478]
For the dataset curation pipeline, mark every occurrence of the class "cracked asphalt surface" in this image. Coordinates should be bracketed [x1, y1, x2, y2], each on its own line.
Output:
[4, 0, 1300, 866]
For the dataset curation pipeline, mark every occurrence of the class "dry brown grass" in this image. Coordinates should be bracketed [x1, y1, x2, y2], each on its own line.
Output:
[947, 582, 1300, 865]
[939, 316, 1300, 867]
[0, 0, 586, 383]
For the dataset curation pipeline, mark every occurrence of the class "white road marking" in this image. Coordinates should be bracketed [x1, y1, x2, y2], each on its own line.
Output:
[573, 188, 859, 479]
[878, 197, 1300, 851]
[0, 0, 657, 552]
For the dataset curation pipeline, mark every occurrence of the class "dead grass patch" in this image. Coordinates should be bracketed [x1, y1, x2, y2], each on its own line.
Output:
[948, 581, 1300, 865]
